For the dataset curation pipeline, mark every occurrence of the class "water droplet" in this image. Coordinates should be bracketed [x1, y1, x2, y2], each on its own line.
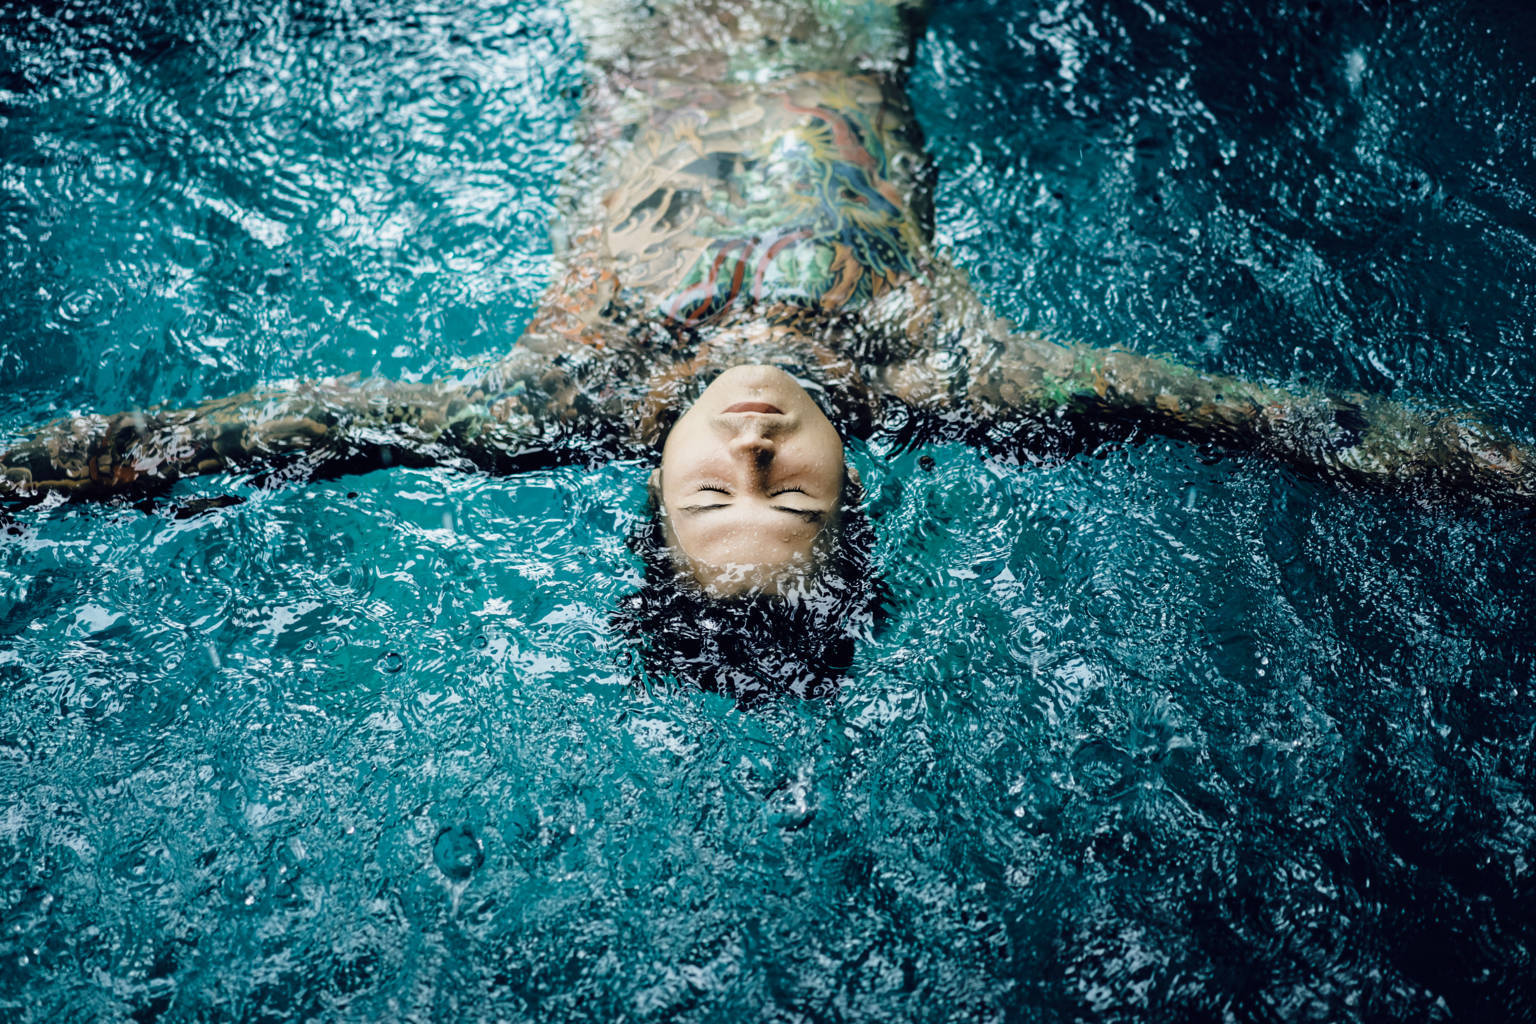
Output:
[206, 67, 285, 120]
[168, 309, 216, 345]
[433, 73, 481, 107]
[378, 652, 404, 674]
[433, 825, 484, 881]
[926, 349, 960, 373]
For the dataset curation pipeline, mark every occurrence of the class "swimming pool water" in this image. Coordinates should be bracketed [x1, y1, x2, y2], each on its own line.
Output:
[3, 0, 1534, 1020]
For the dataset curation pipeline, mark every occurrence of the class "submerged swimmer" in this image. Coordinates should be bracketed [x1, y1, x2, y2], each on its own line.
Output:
[3, 0, 1533, 700]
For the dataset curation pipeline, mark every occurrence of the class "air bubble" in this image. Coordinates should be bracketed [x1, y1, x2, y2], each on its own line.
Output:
[433, 825, 484, 881]
[377, 652, 404, 674]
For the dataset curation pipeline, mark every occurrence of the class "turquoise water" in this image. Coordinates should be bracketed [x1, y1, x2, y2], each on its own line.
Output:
[3, 0, 1535, 1020]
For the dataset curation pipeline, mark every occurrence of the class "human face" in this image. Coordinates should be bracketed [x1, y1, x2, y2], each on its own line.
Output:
[658, 365, 847, 594]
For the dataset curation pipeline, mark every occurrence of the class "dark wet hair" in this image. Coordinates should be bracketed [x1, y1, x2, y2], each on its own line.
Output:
[613, 474, 882, 709]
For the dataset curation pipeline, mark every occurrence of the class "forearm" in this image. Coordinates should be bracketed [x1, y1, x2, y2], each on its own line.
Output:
[0, 350, 614, 504]
[971, 332, 1536, 506]
[1, 378, 481, 501]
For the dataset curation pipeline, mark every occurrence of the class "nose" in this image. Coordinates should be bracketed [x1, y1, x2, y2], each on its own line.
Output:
[727, 429, 775, 462]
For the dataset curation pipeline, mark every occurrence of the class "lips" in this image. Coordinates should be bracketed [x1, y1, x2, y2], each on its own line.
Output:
[722, 401, 784, 414]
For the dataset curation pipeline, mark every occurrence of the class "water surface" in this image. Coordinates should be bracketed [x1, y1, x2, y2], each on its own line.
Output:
[2, 0, 1534, 1020]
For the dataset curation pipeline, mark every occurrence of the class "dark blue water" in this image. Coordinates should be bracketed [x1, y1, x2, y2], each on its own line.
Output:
[3, 1, 1534, 1021]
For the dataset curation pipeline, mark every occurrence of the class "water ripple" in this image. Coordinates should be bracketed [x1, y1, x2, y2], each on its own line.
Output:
[1, 0, 1534, 1021]
[54, 279, 122, 327]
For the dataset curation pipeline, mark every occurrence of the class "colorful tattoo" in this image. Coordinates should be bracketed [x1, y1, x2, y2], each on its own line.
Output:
[595, 73, 932, 328]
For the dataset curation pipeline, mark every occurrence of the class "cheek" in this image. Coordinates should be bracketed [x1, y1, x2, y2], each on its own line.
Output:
[810, 429, 846, 483]
[661, 447, 725, 499]
[660, 422, 711, 478]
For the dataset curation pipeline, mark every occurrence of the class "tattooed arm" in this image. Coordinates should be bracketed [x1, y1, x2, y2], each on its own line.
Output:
[0, 320, 633, 507]
[879, 263, 1536, 507]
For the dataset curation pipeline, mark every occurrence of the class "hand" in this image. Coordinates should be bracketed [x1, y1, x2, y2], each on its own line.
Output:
[1273, 395, 1536, 506]
[2, 413, 111, 499]
[1, 410, 197, 502]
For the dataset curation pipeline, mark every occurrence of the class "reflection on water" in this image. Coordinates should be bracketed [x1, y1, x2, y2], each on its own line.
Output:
[2, 0, 1535, 1020]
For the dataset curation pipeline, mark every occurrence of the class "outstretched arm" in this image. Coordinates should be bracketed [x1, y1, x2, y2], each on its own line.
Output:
[883, 263, 1536, 507]
[0, 329, 628, 507]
